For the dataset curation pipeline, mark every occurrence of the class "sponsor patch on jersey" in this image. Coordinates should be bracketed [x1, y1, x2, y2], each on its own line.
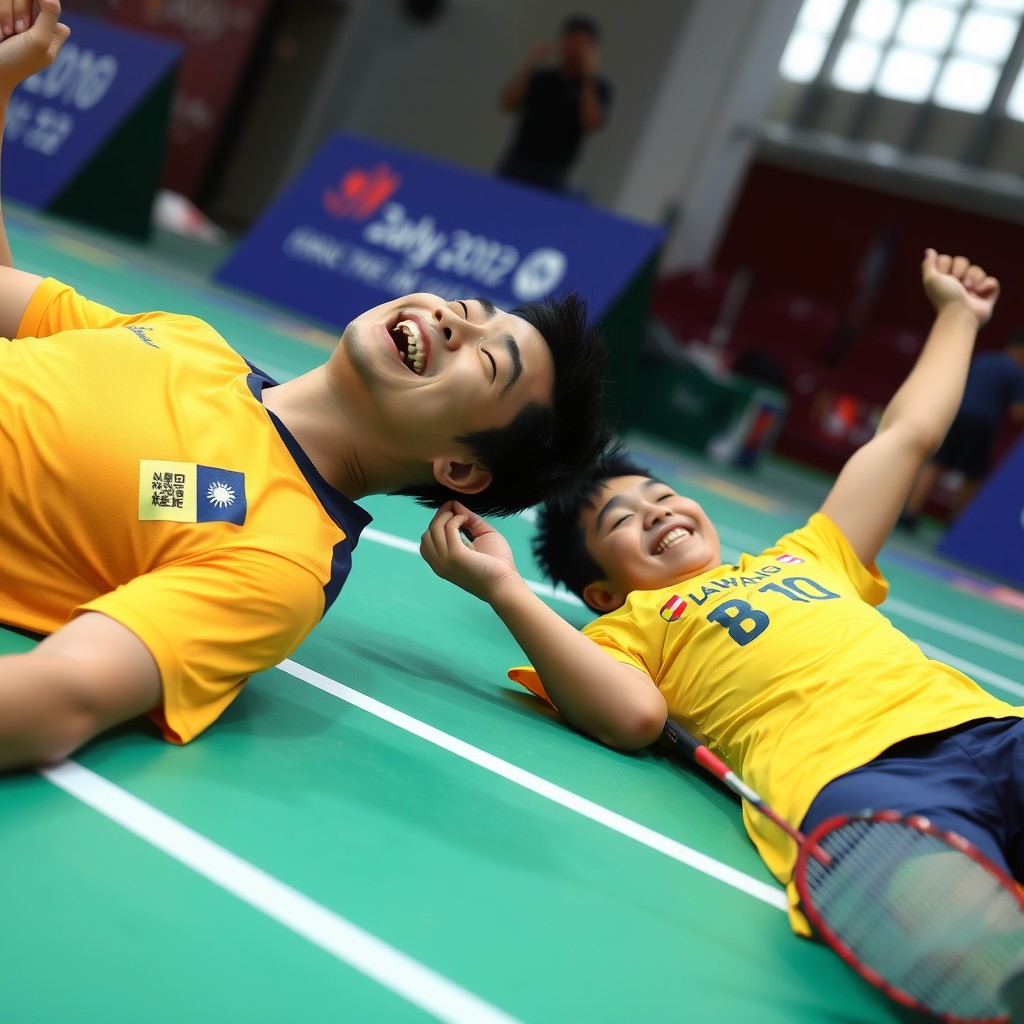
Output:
[660, 595, 687, 622]
[139, 460, 247, 525]
[775, 553, 805, 564]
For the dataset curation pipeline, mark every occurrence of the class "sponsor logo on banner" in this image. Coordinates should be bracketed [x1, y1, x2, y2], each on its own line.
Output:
[324, 164, 401, 220]
[775, 553, 805, 564]
[215, 133, 665, 330]
[139, 460, 247, 524]
[660, 595, 687, 622]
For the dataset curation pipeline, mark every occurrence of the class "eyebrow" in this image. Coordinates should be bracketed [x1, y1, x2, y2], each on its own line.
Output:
[462, 297, 520, 393]
[594, 478, 664, 529]
[473, 297, 498, 319]
[500, 335, 523, 395]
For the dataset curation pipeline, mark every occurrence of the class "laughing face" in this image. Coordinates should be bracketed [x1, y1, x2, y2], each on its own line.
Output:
[332, 292, 554, 477]
[578, 475, 722, 612]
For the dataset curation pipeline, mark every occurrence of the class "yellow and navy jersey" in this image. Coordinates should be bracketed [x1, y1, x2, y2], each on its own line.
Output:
[0, 278, 371, 744]
[510, 513, 1021, 931]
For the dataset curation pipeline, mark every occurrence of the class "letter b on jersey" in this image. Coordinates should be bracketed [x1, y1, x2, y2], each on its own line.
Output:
[707, 599, 769, 646]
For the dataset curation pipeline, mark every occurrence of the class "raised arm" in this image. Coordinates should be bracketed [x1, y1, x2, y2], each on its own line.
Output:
[576, 35, 607, 132]
[820, 250, 999, 565]
[0, 0, 68, 332]
[421, 502, 667, 750]
[499, 41, 549, 111]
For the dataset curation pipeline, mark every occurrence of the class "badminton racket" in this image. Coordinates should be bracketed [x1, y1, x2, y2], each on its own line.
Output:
[661, 717, 1024, 1023]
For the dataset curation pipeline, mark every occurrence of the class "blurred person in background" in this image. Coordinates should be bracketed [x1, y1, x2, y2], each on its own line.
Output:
[899, 328, 1024, 532]
[496, 14, 612, 194]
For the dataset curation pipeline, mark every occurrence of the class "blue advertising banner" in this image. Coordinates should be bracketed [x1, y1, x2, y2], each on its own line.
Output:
[938, 435, 1024, 588]
[216, 132, 664, 325]
[3, 13, 181, 208]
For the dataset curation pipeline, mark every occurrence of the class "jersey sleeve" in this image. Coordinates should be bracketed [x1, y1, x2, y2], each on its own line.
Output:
[17, 278, 140, 336]
[77, 548, 326, 744]
[17, 277, 206, 340]
[771, 512, 889, 607]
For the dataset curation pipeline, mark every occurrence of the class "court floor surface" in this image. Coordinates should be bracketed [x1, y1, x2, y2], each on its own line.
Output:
[2, 209, 1022, 1024]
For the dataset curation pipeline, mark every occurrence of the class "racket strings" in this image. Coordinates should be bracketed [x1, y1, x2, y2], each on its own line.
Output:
[804, 820, 1024, 1021]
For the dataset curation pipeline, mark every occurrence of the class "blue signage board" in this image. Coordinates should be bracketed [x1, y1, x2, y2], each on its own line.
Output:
[216, 132, 664, 325]
[3, 13, 181, 208]
[938, 435, 1024, 588]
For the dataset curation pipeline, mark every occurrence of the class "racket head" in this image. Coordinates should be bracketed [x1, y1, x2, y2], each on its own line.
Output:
[794, 810, 1024, 1024]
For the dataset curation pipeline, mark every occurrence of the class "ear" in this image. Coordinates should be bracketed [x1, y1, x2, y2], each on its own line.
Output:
[582, 579, 625, 614]
[432, 456, 493, 496]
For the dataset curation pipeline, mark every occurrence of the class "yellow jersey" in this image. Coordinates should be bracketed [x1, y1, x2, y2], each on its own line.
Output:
[0, 278, 371, 744]
[510, 513, 1020, 931]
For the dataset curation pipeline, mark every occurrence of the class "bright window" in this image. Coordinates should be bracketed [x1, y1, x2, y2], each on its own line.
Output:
[780, 0, 1023, 116]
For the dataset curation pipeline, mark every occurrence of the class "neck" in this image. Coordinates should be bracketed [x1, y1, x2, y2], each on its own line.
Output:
[262, 368, 428, 500]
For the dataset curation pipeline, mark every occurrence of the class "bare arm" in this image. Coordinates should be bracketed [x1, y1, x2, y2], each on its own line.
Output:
[577, 38, 607, 132]
[820, 250, 999, 565]
[500, 41, 550, 111]
[421, 503, 667, 750]
[0, 612, 162, 770]
[0, 0, 68, 332]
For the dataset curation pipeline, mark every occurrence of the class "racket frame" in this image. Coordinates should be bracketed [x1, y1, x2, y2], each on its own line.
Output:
[794, 809, 1024, 1024]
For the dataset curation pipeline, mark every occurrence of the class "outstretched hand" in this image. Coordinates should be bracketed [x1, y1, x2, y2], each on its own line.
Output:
[922, 249, 1000, 328]
[420, 501, 522, 604]
[0, 0, 69, 96]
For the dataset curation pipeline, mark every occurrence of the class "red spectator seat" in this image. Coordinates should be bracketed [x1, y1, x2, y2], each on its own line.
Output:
[651, 267, 736, 345]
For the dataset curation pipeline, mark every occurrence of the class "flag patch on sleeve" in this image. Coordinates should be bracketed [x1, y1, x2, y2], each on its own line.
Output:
[775, 553, 805, 564]
[660, 595, 687, 622]
[139, 460, 247, 524]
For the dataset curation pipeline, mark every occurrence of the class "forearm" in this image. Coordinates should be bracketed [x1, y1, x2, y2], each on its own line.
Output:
[578, 77, 605, 130]
[0, 653, 98, 769]
[876, 304, 981, 449]
[490, 579, 666, 749]
[500, 68, 531, 110]
[0, 92, 13, 268]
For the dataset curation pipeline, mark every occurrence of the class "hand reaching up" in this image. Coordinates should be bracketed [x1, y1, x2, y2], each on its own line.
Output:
[420, 501, 523, 604]
[0, 0, 69, 98]
[922, 249, 1000, 329]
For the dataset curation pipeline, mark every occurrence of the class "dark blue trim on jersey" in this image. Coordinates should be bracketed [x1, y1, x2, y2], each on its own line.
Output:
[245, 362, 373, 615]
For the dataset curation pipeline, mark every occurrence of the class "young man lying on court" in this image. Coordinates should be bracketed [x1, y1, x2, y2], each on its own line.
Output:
[0, 1, 610, 771]
[422, 250, 1024, 1009]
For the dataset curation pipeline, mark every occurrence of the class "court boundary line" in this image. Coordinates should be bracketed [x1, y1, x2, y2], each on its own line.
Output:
[362, 527, 1024, 692]
[39, 760, 523, 1024]
[279, 658, 788, 912]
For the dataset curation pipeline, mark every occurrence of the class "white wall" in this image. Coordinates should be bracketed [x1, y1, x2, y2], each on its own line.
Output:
[282, 0, 801, 272]
[289, 0, 693, 206]
[616, 0, 801, 270]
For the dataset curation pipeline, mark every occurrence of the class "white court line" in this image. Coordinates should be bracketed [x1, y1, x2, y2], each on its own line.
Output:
[885, 597, 1024, 662]
[367, 524, 1023, 665]
[364, 527, 583, 607]
[279, 658, 788, 913]
[40, 760, 522, 1024]
[917, 643, 1024, 701]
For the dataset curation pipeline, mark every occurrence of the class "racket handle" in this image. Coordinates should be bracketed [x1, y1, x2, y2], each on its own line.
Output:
[661, 719, 756, 798]
[661, 718, 830, 864]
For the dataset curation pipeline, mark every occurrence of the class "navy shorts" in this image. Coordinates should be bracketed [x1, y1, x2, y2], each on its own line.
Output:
[801, 717, 1024, 880]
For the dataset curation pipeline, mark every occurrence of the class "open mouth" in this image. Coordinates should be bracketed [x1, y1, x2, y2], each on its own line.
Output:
[653, 526, 692, 554]
[389, 317, 428, 375]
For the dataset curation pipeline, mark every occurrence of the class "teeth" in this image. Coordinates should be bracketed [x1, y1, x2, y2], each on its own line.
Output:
[654, 527, 690, 554]
[396, 320, 426, 374]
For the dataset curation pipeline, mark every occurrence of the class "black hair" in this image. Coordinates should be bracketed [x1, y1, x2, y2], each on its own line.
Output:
[394, 290, 612, 517]
[533, 444, 652, 608]
[562, 14, 600, 41]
